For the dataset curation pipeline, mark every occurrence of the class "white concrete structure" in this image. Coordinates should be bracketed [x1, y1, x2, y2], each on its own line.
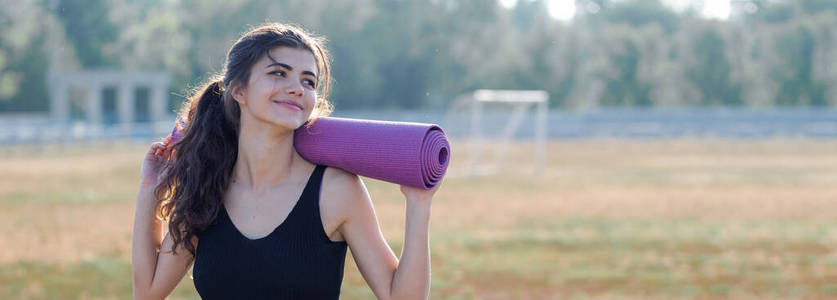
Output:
[48, 70, 171, 137]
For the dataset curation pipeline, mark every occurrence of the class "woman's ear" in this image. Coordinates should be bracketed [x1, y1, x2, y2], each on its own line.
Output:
[231, 84, 247, 107]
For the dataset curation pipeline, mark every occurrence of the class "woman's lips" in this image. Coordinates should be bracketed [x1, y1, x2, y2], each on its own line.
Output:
[274, 100, 302, 111]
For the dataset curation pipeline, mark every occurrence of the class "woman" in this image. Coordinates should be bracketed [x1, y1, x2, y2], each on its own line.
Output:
[132, 23, 438, 300]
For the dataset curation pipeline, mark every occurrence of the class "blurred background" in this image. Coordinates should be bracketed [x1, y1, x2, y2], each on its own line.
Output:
[1, 0, 836, 299]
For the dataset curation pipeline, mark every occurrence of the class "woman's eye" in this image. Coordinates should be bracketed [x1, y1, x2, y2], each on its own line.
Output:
[271, 70, 285, 76]
[303, 79, 315, 88]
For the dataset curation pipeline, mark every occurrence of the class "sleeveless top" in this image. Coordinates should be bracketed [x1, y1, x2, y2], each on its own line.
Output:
[192, 165, 348, 299]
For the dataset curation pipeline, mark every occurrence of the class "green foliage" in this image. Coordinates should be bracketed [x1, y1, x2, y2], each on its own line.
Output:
[602, 0, 680, 34]
[686, 28, 741, 105]
[0, 1, 51, 111]
[2, 0, 837, 112]
[801, 0, 837, 14]
[3, 35, 49, 111]
[600, 35, 653, 106]
[55, 0, 119, 68]
[773, 27, 828, 106]
[755, 2, 795, 24]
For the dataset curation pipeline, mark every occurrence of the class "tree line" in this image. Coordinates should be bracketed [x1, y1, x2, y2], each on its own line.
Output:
[1, 0, 836, 113]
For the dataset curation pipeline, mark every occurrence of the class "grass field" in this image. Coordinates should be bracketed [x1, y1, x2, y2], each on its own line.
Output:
[1, 139, 836, 299]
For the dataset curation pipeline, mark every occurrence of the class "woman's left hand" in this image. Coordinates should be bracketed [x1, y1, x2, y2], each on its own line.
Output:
[400, 183, 441, 203]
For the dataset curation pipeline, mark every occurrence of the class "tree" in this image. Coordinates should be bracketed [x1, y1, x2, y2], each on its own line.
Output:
[683, 24, 742, 105]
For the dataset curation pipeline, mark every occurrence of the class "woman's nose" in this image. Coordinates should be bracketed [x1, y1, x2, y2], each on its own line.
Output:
[282, 78, 304, 97]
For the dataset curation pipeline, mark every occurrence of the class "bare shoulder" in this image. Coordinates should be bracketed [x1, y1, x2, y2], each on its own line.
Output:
[322, 167, 367, 203]
[321, 167, 370, 222]
[323, 165, 356, 183]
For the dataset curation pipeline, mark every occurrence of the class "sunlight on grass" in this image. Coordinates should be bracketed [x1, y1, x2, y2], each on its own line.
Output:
[1, 140, 836, 299]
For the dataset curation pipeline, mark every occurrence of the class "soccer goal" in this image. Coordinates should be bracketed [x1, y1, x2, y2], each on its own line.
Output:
[446, 89, 548, 176]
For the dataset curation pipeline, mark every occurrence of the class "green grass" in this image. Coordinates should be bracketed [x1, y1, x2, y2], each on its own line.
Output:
[1, 140, 836, 299]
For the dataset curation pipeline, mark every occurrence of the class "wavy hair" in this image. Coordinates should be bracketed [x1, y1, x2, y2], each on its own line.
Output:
[153, 23, 333, 257]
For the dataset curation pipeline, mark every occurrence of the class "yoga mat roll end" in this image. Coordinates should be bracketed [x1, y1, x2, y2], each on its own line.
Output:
[421, 125, 450, 190]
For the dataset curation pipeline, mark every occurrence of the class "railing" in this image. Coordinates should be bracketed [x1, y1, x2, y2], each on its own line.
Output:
[2, 108, 837, 146]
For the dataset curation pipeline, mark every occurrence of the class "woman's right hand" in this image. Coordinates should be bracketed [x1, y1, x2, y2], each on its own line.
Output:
[139, 135, 174, 187]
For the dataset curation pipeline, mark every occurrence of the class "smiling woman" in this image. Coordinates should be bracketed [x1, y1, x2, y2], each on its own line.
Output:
[232, 46, 322, 130]
[131, 23, 438, 300]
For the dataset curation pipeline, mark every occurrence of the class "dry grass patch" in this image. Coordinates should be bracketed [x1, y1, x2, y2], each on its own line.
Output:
[1, 139, 836, 299]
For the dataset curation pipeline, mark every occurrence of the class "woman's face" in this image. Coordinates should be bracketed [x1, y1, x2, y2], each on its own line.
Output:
[234, 46, 319, 131]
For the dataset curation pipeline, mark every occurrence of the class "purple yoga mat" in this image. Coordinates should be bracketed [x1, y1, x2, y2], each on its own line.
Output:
[169, 116, 450, 190]
[294, 117, 450, 190]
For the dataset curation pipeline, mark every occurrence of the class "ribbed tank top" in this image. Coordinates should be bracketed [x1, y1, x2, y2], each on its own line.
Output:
[192, 165, 348, 299]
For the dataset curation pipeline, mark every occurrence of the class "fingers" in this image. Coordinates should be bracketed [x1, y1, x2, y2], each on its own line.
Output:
[149, 134, 178, 160]
[148, 142, 164, 152]
[150, 141, 168, 157]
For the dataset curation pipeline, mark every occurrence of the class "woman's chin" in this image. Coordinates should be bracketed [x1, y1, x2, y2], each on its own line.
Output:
[270, 117, 304, 131]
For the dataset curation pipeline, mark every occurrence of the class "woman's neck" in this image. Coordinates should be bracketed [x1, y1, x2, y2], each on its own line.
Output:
[232, 121, 300, 192]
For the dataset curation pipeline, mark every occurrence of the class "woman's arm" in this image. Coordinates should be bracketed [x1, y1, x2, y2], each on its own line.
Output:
[389, 195, 432, 300]
[131, 185, 194, 300]
[326, 169, 438, 300]
[131, 185, 164, 299]
[132, 141, 194, 300]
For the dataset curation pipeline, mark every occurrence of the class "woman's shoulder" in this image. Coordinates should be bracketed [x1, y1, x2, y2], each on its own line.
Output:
[322, 166, 364, 195]
[321, 166, 368, 214]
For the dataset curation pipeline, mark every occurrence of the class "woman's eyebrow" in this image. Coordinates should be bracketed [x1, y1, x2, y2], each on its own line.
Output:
[265, 61, 318, 78]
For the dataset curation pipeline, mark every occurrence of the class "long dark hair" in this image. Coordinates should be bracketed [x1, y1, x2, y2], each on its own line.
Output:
[154, 23, 333, 257]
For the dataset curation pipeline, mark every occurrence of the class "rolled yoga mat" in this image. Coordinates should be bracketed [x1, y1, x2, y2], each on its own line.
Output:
[170, 116, 450, 190]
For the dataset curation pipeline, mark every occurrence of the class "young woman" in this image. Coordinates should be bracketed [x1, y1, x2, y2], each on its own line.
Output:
[132, 23, 438, 300]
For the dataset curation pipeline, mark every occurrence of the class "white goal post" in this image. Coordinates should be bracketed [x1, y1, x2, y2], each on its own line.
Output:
[448, 89, 548, 176]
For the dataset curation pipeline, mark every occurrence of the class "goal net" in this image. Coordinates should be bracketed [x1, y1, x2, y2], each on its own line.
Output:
[445, 89, 548, 177]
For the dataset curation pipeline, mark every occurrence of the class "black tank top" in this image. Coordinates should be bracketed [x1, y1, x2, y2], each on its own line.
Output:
[192, 165, 348, 299]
